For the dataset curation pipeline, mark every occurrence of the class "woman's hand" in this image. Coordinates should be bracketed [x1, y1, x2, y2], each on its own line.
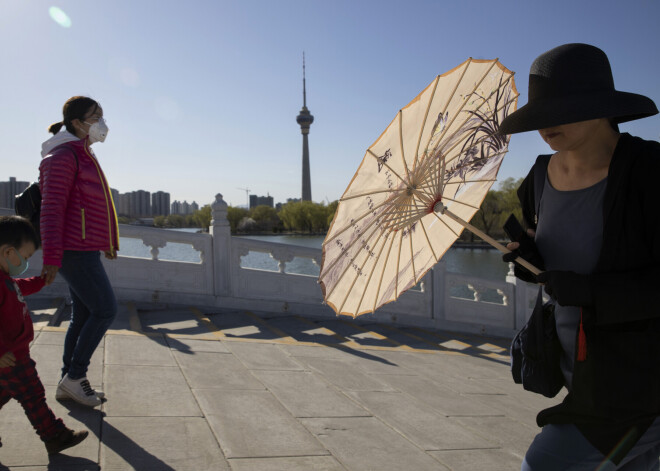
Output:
[502, 229, 543, 283]
[104, 250, 117, 260]
[0, 352, 16, 368]
[41, 265, 59, 285]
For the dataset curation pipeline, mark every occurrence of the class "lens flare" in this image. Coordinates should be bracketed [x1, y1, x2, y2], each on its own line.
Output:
[49, 6, 72, 28]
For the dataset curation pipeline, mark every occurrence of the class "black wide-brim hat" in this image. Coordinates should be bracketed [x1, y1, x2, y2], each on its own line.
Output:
[499, 43, 658, 134]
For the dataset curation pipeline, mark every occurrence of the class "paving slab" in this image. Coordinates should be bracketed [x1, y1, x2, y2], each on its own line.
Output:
[348, 391, 497, 451]
[301, 417, 448, 471]
[252, 370, 370, 418]
[228, 455, 346, 471]
[164, 337, 229, 353]
[280, 343, 358, 361]
[370, 374, 498, 417]
[194, 389, 328, 459]
[206, 311, 284, 341]
[469, 391, 550, 427]
[317, 319, 400, 349]
[226, 342, 304, 371]
[29, 343, 103, 389]
[0, 390, 101, 467]
[101, 417, 229, 471]
[339, 350, 419, 376]
[173, 351, 264, 390]
[2, 463, 98, 470]
[105, 334, 176, 366]
[454, 415, 537, 459]
[262, 316, 344, 344]
[103, 365, 201, 417]
[139, 309, 215, 337]
[297, 357, 395, 392]
[429, 448, 523, 471]
[108, 302, 133, 331]
[27, 298, 62, 328]
[376, 350, 509, 395]
[361, 323, 443, 350]
[32, 330, 67, 345]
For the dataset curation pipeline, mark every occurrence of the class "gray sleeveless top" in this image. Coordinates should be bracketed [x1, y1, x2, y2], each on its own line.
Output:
[534, 174, 608, 389]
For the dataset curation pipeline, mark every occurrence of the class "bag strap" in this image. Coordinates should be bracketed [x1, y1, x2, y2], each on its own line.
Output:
[533, 154, 552, 222]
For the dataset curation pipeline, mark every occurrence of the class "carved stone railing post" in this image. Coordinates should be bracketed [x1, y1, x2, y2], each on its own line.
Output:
[211, 194, 231, 297]
[432, 260, 446, 320]
[507, 263, 527, 329]
[270, 247, 295, 274]
[141, 235, 167, 261]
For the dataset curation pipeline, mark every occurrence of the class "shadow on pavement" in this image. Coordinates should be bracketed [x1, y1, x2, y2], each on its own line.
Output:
[62, 404, 176, 471]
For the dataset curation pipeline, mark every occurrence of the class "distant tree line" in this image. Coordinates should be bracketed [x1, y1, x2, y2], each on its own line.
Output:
[227, 200, 338, 234]
[152, 205, 212, 230]
[138, 178, 523, 240]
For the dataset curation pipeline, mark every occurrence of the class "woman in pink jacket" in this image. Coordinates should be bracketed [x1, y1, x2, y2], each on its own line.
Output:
[39, 96, 119, 407]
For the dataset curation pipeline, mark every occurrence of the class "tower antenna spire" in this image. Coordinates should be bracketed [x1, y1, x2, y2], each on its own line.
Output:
[303, 52, 307, 108]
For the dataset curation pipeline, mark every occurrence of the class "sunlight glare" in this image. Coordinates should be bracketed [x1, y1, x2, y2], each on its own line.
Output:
[48, 6, 72, 28]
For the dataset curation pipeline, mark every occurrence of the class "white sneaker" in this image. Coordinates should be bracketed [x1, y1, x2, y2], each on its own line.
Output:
[56, 381, 105, 401]
[56, 375, 103, 407]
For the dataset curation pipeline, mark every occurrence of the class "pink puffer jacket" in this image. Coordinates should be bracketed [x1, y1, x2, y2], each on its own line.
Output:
[39, 135, 119, 267]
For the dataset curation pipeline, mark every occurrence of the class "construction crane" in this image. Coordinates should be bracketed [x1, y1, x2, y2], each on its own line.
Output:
[236, 187, 250, 209]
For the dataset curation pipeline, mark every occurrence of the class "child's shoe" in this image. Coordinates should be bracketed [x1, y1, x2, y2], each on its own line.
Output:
[45, 428, 88, 455]
[56, 375, 102, 407]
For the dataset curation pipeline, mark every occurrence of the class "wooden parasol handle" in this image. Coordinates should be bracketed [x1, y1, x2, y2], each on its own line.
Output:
[434, 202, 542, 276]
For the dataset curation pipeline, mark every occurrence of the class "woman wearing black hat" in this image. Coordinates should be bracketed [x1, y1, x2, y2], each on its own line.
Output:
[501, 43, 660, 470]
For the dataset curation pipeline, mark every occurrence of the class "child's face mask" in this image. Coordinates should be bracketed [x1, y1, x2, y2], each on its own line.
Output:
[6, 248, 29, 277]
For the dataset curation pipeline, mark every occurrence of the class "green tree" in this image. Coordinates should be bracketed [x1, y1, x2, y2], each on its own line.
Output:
[227, 206, 249, 233]
[473, 190, 503, 238]
[153, 215, 166, 227]
[192, 205, 212, 229]
[325, 200, 339, 227]
[165, 214, 185, 228]
[250, 205, 280, 232]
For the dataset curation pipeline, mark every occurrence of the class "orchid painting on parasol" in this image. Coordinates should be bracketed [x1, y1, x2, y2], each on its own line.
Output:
[319, 58, 540, 318]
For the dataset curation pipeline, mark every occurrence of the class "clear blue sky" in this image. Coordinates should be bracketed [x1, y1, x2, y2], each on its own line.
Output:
[2, 0, 659, 208]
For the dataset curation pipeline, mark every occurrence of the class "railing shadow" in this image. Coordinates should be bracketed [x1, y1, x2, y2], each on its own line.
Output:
[60, 402, 176, 471]
[0, 456, 99, 470]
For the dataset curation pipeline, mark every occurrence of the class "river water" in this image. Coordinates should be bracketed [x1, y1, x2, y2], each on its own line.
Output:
[118, 231, 509, 282]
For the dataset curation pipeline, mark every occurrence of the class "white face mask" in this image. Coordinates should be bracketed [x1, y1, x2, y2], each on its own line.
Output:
[84, 117, 109, 144]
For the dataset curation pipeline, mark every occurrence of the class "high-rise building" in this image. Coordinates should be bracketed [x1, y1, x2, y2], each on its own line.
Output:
[129, 190, 151, 217]
[190, 201, 199, 213]
[171, 200, 182, 215]
[249, 194, 274, 209]
[296, 53, 313, 202]
[0, 177, 30, 210]
[151, 191, 171, 216]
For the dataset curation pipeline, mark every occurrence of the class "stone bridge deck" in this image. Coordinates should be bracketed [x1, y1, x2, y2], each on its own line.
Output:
[0, 297, 564, 470]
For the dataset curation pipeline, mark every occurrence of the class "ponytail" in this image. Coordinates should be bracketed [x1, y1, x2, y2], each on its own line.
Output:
[48, 121, 64, 135]
[51, 96, 99, 136]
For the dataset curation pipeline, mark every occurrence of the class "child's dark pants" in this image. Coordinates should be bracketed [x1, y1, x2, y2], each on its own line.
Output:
[0, 356, 66, 441]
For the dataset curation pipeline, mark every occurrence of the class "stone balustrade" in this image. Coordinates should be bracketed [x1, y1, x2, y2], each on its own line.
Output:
[1, 195, 538, 338]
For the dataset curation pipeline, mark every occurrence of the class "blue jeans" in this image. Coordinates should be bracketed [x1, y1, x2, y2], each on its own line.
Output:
[58, 250, 117, 380]
[522, 421, 660, 470]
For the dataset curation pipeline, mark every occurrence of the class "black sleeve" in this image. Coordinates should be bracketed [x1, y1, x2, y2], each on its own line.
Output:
[590, 139, 660, 325]
[517, 166, 536, 231]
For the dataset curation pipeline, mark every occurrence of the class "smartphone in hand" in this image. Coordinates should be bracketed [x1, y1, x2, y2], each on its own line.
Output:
[503, 214, 537, 256]
[503, 214, 526, 242]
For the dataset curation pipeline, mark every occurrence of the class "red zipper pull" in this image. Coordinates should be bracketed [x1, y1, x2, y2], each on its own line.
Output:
[577, 308, 587, 362]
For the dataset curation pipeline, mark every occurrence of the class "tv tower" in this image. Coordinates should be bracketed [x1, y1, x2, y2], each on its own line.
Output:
[296, 52, 314, 202]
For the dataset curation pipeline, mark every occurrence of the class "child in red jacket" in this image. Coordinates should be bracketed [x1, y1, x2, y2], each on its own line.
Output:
[0, 215, 87, 454]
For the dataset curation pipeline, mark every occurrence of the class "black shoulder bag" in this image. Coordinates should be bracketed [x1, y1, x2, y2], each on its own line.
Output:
[15, 145, 79, 246]
[510, 154, 564, 398]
